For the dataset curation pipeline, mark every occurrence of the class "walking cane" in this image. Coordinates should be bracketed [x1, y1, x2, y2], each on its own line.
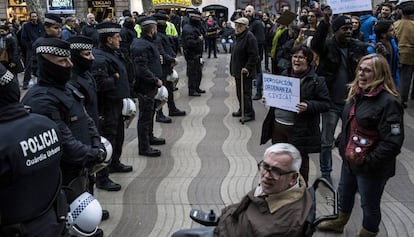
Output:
[240, 72, 245, 125]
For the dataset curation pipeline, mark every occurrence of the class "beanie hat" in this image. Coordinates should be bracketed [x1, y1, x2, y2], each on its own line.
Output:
[332, 15, 352, 32]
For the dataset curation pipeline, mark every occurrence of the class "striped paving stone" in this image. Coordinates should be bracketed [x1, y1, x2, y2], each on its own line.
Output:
[96, 53, 414, 237]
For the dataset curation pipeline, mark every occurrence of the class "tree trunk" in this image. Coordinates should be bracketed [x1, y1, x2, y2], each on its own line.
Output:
[25, 0, 45, 20]
[142, 0, 154, 14]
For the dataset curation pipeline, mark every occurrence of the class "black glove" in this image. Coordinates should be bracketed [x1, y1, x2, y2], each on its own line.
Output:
[96, 143, 107, 163]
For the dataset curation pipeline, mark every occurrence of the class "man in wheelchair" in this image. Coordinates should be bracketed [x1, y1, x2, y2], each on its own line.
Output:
[172, 143, 316, 237]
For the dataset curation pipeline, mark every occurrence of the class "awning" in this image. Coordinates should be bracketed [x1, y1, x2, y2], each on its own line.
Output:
[153, 0, 191, 8]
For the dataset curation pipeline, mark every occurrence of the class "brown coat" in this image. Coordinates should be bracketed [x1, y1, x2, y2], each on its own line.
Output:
[394, 16, 414, 65]
[214, 177, 312, 237]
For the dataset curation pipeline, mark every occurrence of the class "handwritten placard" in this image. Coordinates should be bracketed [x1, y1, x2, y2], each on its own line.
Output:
[327, 0, 372, 14]
[263, 73, 300, 112]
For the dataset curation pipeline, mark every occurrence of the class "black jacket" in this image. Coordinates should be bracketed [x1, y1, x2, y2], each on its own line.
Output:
[131, 35, 162, 97]
[91, 45, 131, 100]
[311, 19, 367, 105]
[249, 16, 265, 44]
[81, 24, 99, 47]
[260, 68, 330, 153]
[0, 103, 62, 225]
[156, 30, 176, 79]
[230, 30, 259, 79]
[0, 33, 21, 73]
[20, 21, 45, 51]
[338, 87, 404, 178]
[182, 22, 203, 59]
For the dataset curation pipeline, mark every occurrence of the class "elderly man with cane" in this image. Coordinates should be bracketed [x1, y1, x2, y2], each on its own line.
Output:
[230, 17, 259, 123]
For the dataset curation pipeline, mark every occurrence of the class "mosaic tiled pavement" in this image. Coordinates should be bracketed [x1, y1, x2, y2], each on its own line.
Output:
[90, 54, 414, 237]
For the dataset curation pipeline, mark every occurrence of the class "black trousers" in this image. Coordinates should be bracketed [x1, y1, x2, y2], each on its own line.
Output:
[97, 99, 124, 179]
[235, 77, 254, 115]
[137, 94, 155, 152]
[166, 81, 177, 111]
[186, 57, 202, 93]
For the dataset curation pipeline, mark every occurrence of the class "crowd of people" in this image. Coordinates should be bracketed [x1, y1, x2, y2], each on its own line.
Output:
[0, 0, 410, 236]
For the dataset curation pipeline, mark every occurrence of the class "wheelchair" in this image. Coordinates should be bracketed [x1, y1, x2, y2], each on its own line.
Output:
[171, 177, 338, 237]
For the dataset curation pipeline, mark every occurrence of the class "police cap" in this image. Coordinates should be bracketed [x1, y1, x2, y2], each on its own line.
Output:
[35, 38, 71, 57]
[44, 13, 62, 25]
[96, 22, 121, 34]
[67, 36, 94, 51]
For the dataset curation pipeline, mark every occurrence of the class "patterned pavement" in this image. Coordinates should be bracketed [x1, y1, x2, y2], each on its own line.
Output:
[93, 54, 414, 237]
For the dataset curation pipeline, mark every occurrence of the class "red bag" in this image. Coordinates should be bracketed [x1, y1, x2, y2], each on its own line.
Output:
[345, 103, 379, 165]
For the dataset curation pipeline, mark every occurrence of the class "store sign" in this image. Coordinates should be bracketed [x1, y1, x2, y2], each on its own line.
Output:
[47, 0, 75, 14]
[153, 0, 191, 7]
[88, 0, 115, 8]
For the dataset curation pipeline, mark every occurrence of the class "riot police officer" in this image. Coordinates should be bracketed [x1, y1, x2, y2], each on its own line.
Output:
[131, 17, 165, 157]
[91, 22, 133, 190]
[21, 38, 106, 188]
[182, 12, 205, 96]
[0, 64, 66, 237]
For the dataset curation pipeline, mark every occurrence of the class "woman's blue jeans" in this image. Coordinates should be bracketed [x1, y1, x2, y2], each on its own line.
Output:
[338, 164, 388, 232]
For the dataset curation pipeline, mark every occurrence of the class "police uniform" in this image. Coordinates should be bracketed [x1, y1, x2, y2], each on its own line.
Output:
[154, 13, 186, 117]
[131, 17, 165, 157]
[181, 13, 205, 96]
[21, 38, 103, 187]
[0, 65, 66, 237]
[90, 22, 133, 189]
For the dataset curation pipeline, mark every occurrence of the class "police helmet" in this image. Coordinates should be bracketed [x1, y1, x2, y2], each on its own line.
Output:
[66, 192, 102, 236]
[166, 69, 179, 82]
[122, 98, 136, 117]
[154, 86, 169, 102]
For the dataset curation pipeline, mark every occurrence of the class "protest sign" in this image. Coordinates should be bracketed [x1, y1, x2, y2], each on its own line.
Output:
[327, 0, 372, 14]
[263, 73, 300, 112]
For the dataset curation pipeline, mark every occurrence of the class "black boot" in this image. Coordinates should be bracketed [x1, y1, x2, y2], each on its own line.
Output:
[156, 110, 172, 123]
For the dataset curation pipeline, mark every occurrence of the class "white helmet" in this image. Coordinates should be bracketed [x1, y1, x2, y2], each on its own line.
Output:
[122, 98, 136, 117]
[66, 192, 102, 237]
[154, 86, 169, 102]
[166, 69, 179, 82]
[90, 137, 113, 174]
[397, 0, 414, 6]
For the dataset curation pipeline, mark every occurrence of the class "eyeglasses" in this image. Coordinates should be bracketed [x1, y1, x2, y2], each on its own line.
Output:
[292, 54, 306, 61]
[257, 161, 296, 179]
[358, 67, 373, 74]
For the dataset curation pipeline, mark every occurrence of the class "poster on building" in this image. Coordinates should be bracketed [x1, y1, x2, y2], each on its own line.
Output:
[263, 73, 300, 112]
[47, 0, 76, 14]
[327, 0, 372, 14]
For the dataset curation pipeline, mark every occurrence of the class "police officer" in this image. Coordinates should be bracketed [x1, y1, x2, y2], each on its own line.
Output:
[0, 64, 66, 236]
[31, 14, 63, 78]
[182, 12, 205, 96]
[21, 38, 106, 188]
[67, 35, 110, 224]
[154, 12, 186, 118]
[91, 22, 133, 190]
[131, 17, 165, 157]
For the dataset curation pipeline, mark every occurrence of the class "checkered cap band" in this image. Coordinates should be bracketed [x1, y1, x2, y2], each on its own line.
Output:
[36, 46, 71, 57]
[70, 43, 94, 50]
[0, 70, 14, 86]
[97, 28, 121, 34]
[71, 195, 95, 220]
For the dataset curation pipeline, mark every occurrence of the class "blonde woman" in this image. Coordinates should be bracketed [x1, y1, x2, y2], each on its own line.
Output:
[318, 54, 404, 237]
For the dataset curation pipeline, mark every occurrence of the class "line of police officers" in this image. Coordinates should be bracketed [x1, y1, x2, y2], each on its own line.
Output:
[0, 8, 196, 236]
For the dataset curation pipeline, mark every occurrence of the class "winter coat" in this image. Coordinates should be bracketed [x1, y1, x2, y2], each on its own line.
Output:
[260, 68, 330, 153]
[338, 86, 404, 178]
[230, 30, 259, 79]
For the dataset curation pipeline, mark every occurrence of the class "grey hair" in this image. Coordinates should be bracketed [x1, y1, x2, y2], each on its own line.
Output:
[263, 143, 302, 172]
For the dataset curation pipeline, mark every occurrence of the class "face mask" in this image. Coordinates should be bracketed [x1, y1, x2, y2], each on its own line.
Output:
[38, 55, 71, 86]
[72, 52, 93, 73]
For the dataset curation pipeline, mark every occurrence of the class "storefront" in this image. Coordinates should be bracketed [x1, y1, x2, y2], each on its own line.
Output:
[153, 0, 191, 13]
[87, 0, 115, 22]
[6, 0, 29, 22]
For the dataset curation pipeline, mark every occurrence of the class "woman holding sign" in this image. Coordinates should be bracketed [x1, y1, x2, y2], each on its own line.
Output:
[260, 45, 330, 183]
